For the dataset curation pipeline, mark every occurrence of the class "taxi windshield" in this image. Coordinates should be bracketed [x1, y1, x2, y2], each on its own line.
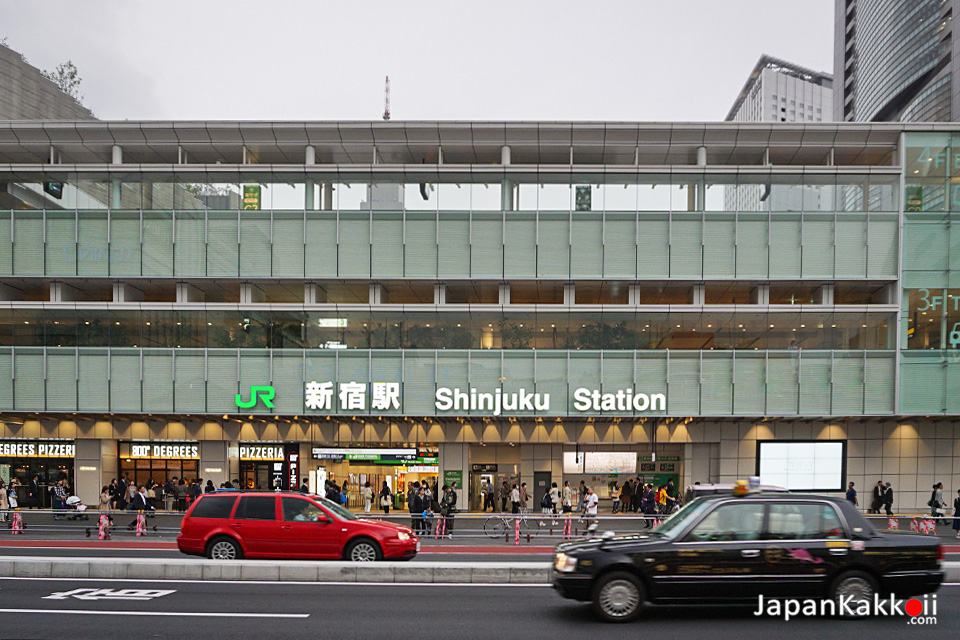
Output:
[315, 496, 357, 521]
[649, 499, 711, 539]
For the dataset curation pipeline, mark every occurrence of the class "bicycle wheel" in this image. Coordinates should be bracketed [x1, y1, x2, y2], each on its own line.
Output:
[484, 515, 509, 539]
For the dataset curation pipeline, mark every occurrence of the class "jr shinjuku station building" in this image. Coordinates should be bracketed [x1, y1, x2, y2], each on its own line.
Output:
[0, 120, 957, 512]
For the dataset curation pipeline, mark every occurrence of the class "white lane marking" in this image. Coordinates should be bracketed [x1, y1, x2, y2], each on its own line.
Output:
[0, 576, 551, 587]
[0, 609, 309, 618]
[44, 588, 175, 601]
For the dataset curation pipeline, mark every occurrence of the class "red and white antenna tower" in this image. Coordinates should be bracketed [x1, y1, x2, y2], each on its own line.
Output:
[383, 76, 391, 121]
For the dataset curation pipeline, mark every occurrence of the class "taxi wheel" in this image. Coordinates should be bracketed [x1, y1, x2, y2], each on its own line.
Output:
[206, 536, 242, 560]
[830, 570, 877, 618]
[346, 538, 382, 562]
[592, 571, 645, 623]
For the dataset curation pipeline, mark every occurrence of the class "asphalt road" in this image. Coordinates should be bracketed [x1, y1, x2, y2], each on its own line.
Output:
[0, 578, 953, 640]
[0, 546, 550, 562]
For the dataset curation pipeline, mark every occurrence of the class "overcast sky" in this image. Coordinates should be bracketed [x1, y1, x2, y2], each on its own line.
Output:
[1, 0, 834, 122]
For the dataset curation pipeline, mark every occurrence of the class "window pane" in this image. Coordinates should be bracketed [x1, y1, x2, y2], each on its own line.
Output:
[684, 502, 765, 542]
[235, 496, 276, 520]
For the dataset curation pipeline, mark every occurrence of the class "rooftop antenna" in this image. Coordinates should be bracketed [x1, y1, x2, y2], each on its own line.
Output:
[383, 76, 391, 121]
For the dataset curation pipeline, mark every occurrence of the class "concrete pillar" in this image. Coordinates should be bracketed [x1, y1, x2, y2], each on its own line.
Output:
[50, 281, 81, 302]
[696, 146, 707, 166]
[200, 440, 229, 490]
[438, 442, 469, 499]
[563, 282, 576, 306]
[501, 145, 514, 211]
[817, 284, 835, 306]
[305, 146, 316, 210]
[177, 282, 206, 303]
[113, 282, 144, 303]
[434, 283, 446, 305]
[322, 183, 334, 210]
[751, 284, 770, 305]
[74, 438, 102, 507]
[498, 283, 510, 305]
[369, 283, 384, 305]
[110, 146, 122, 208]
[304, 283, 327, 304]
[239, 283, 265, 304]
[690, 284, 705, 305]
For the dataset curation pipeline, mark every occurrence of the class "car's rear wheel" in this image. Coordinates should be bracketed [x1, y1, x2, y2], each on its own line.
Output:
[206, 536, 242, 560]
[830, 570, 877, 619]
[592, 571, 644, 622]
[345, 538, 382, 562]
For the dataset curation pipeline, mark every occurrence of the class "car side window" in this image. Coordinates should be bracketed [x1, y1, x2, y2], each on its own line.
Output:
[683, 503, 765, 542]
[282, 498, 325, 522]
[766, 503, 846, 540]
[190, 496, 237, 519]
[234, 496, 277, 520]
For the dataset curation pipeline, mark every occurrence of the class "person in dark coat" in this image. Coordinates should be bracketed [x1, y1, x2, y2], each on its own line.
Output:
[28, 475, 40, 509]
[408, 485, 423, 534]
[882, 482, 894, 516]
[870, 480, 884, 514]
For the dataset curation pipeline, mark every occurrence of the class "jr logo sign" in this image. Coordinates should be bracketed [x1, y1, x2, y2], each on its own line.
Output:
[235, 385, 275, 409]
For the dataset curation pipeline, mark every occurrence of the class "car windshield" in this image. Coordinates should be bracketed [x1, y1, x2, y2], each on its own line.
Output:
[314, 496, 357, 520]
[649, 499, 712, 539]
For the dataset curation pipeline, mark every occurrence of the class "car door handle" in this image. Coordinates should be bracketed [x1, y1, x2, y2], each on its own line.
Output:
[741, 549, 761, 558]
[829, 548, 848, 556]
[281, 525, 292, 531]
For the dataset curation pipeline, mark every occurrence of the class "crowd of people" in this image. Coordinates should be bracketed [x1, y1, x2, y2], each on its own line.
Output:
[405, 480, 457, 536]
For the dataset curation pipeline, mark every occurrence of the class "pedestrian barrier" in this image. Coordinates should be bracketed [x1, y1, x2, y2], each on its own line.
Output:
[98, 514, 111, 540]
[11, 511, 23, 535]
[434, 516, 446, 539]
[135, 512, 147, 537]
[887, 517, 899, 530]
[514, 518, 520, 546]
[562, 515, 572, 540]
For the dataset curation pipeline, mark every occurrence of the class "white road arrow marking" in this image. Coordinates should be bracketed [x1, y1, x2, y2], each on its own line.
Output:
[43, 588, 175, 601]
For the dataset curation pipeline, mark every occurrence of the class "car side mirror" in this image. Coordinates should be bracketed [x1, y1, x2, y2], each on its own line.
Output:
[317, 518, 330, 524]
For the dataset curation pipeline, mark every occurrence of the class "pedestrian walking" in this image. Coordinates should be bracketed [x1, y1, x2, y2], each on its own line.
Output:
[562, 481, 573, 513]
[379, 481, 392, 514]
[440, 484, 457, 535]
[870, 480, 884, 514]
[953, 489, 960, 540]
[52, 479, 67, 519]
[7, 479, 18, 510]
[577, 481, 587, 513]
[99, 486, 110, 511]
[205, 480, 216, 494]
[510, 483, 521, 514]
[611, 481, 621, 514]
[499, 481, 510, 512]
[549, 482, 560, 515]
[882, 482, 894, 516]
[619, 480, 633, 514]
[845, 481, 858, 508]
[175, 478, 188, 512]
[415, 486, 428, 534]
[583, 487, 599, 531]
[519, 483, 529, 511]
[0, 479, 8, 522]
[362, 481, 373, 513]
[930, 482, 947, 525]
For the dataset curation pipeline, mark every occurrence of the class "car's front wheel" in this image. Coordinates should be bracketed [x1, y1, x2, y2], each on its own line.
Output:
[206, 536, 242, 560]
[345, 538, 382, 562]
[592, 571, 644, 622]
[831, 570, 877, 618]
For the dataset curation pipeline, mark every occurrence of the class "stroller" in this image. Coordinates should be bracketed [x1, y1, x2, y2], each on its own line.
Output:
[63, 495, 90, 521]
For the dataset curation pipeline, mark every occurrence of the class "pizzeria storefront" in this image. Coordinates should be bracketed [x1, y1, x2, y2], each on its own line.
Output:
[118, 441, 199, 488]
[238, 443, 300, 491]
[0, 439, 75, 508]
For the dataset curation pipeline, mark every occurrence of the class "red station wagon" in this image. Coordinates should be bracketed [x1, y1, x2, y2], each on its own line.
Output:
[177, 491, 419, 561]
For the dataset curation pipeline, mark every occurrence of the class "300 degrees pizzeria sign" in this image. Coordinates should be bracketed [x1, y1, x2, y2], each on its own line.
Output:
[0, 441, 75, 458]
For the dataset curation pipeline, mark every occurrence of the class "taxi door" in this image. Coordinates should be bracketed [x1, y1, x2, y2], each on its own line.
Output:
[653, 501, 769, 602]
[759, 502, 852, 598]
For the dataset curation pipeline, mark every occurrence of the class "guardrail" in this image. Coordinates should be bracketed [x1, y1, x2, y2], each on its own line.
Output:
[1, 508, 956, 542]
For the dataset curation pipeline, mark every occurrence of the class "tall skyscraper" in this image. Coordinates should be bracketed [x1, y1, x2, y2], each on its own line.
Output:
[834, 0, 953, 122]
[726, 54, 833, 123]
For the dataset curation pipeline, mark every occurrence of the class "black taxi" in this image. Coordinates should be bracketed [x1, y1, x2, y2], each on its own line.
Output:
[553, 491, 943, 622]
